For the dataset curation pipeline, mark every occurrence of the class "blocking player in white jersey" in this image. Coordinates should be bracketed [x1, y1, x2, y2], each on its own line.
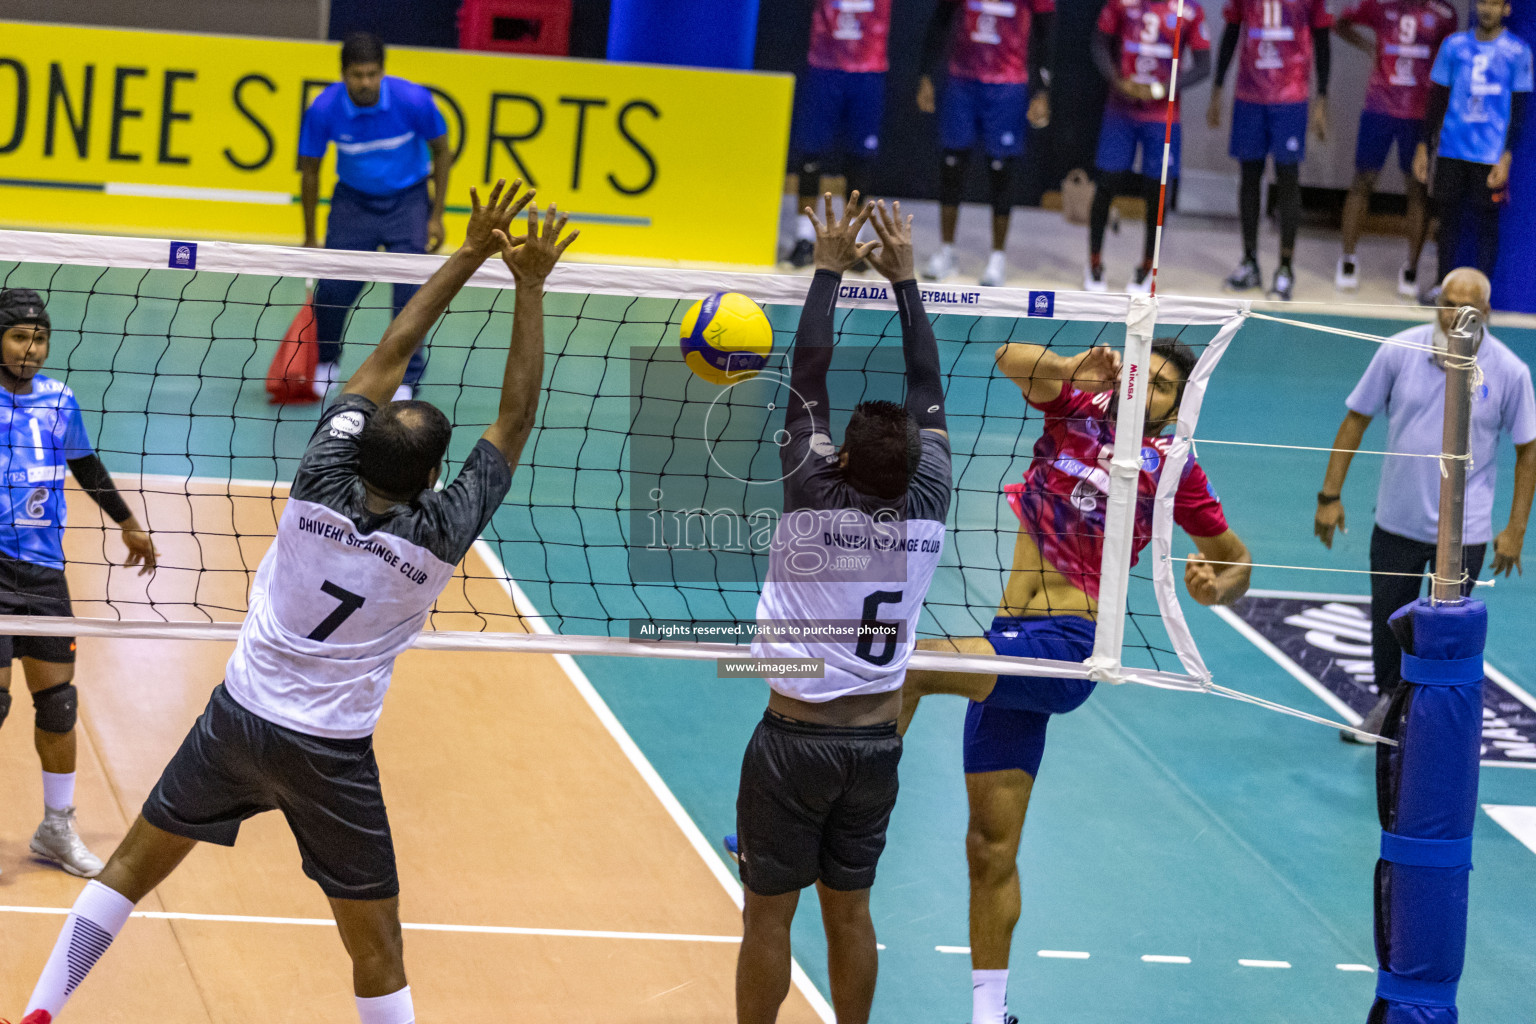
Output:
[732, 195, 951, 1024]
[14, 180, 576, 1024]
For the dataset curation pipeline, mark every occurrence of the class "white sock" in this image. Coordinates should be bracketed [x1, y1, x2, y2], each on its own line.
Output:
[42, 770, 76, 811]
[356, 985, 415, 1024]
[796, 217, 816, 242]
[26, 880, 135, 1017]
[972, 968, 1009, 1024]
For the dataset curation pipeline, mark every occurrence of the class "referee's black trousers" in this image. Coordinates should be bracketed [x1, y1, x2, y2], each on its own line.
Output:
[1369, 524, 1486, 699]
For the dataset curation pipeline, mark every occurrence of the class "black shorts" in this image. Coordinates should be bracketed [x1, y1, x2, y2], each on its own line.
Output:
[142, 684, 398, 901]
[735, 710, 902, 897]
[0, 557, 76, 666]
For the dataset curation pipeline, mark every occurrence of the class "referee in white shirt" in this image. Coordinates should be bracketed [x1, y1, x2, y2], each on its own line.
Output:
[1315, 267, 1536, 740]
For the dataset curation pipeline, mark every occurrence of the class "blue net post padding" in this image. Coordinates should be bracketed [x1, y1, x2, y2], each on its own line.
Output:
[1369, 597, 1485, 1024]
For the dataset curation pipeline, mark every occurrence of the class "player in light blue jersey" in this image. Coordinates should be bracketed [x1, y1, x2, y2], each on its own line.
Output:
[0, 289, 157, 880]
[1412, 0, 1533, 292]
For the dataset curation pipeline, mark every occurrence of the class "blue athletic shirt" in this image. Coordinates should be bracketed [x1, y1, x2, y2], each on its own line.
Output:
[298, 76, 448, 196]
[0, 375, 94, 570]
[1431, 28, 1534, 165]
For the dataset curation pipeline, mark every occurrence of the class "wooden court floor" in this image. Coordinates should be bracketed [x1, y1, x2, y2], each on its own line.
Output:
[0, 482, 826, 1023]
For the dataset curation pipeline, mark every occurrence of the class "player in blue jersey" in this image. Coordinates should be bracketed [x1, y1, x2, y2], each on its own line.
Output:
[1412, 0, 1532, 294]
[0, 289, 157, 880]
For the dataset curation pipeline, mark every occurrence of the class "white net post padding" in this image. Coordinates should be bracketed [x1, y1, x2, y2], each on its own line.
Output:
[1087, 293, 1157, 683]
[1147, 309, 1248, 685]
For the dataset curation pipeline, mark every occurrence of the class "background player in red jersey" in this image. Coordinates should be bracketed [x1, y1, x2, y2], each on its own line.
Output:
[1086, 0, 1212, 293]
[783, 0, 894, 268]
[1209, 0, 1333, 301]
[918, 0, 1054, 287]
[1334, 0, 1456, 295]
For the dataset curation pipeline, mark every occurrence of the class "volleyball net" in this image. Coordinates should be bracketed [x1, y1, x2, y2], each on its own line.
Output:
[0, 229, 1460, 728]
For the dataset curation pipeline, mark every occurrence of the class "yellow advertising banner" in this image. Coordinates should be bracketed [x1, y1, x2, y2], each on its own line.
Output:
[0, 21, 793, 265]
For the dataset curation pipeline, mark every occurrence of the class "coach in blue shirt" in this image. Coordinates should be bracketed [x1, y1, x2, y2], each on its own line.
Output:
[1411, 0, 1533, 298]
[299, 32, 451, 400]
[1315, 268, 1536, 741]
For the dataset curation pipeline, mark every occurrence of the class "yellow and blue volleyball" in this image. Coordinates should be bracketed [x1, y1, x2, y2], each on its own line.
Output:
[679, 291, 773, 386]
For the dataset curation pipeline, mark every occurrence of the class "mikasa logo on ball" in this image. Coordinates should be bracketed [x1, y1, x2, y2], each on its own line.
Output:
[329, 411, 366, 437]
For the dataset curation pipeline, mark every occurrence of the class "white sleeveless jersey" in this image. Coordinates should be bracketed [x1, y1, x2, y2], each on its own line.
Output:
[752, 426, 952, 700]
[224, 395, 512, 739]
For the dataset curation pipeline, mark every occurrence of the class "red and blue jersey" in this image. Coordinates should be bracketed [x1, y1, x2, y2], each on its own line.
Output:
[1003, 387, 1228, 601]
[1223, 0, 1333, 105]
[1099, 0, 1212, 122]
[1340, 0, 1456, 120]
[946, 0, 1055, 85]
[807, 0, 893, 73]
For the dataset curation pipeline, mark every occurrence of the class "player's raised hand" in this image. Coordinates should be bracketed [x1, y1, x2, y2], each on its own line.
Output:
[1066, 345, 1122, 394]
[463, 179, 535, 259]
[807, 191, 877, 274]
[865, 200, 915, 283]
[120, 516, 158, 576]
[496, 202, 579, 287]
[1184, 552, 1223, 605]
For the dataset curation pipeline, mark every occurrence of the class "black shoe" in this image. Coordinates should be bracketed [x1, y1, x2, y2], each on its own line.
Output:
[1342, 694, 1391, 744]
[785, 239, 815, 268]
[1223, 258, 1262, 291]
[1267, 265, 1295, 301]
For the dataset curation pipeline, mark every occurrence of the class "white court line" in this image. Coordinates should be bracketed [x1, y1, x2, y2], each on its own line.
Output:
[1038, 950, 1091, 959]
[1482, 804, 1536, 856]
[1141, 955, 1192, 964]
[472, 540, 836, 1024]
[1238, 959, 1292, 969]
[935, 945, 970, 954]
[0, 905, 737, 943]
[1336, 964, 1376, 972]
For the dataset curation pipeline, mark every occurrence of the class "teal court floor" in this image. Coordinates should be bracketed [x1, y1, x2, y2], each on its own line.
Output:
[6, 258, 1535, 1022]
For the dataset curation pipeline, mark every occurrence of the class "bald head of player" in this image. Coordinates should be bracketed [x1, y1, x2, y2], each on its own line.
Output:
[0, 288, 51, 390]
[839, 399, 923, 500]
[356, 399, 452, 503]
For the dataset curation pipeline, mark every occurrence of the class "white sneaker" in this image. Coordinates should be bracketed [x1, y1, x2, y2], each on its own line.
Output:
[31, 806, 104, 878]
[1335, 256, 1360, 291]
[923, 245, 956, 282]
[1125, 265, 1153, 295]
[1397, 263, 1419, 300]
[312, 361, 339, 400]
[1083, 262, 1107, 293]
[979, 250, 1007, 287]
[392, 383, 415, 402]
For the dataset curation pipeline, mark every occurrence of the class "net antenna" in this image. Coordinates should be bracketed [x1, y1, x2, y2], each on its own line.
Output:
[1147, 0, 1189, 298]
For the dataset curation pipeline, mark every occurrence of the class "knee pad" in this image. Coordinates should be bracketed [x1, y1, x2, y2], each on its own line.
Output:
[32, 682, 77, 734]
[988, 157, 1016, 219]
[940, 150, 970, 207]
[0, 688, 10, 729]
